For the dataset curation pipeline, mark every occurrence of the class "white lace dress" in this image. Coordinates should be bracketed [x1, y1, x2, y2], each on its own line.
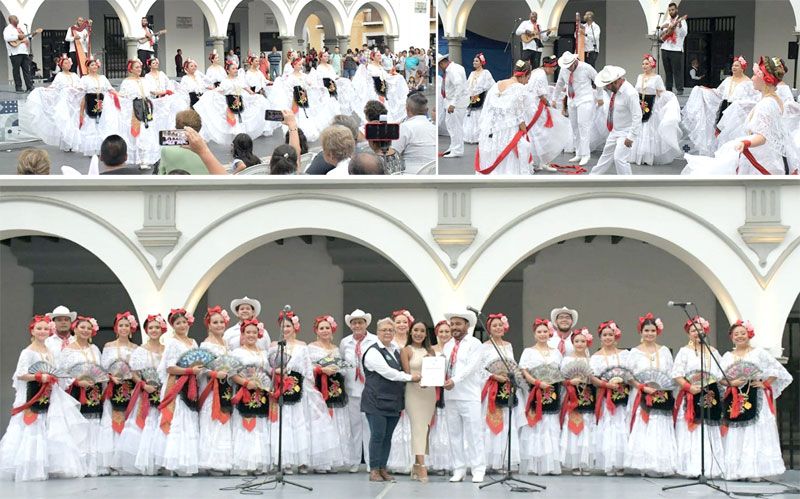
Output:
[179, 71, 208, 109]
[157, 338, 200, 475]
[352, 63, 409, 124]
[525, 70, 570, 166]
[589, 350, 630, 473]
[427, 351, 451, 472]
[197, 341, 234, 471]
[309, 64, 352, 127]
[194, 76, 272, 146]
[70, 75, 120, 157]
[100, 344, 136, 467]
[118, 77, 160, 165]
[631, 74, 682, 166]
[0, 348, 87, 481]
[267, 342, 311, 468]
[515, 347, 563, 475]
[22, 71, 82, 151]
[463, 69, 495, 143]
[477, 82, 533, 175]
[230, 347, 271, 473]
[720, 348, 792, 480]
[480, 342, 519, 470]
[204, 65, 227, 88]
[144, 71, 186, 132]
[559, 354, 596, 470]
[269, 71, 323, 142]
[623, 346, 677, 474]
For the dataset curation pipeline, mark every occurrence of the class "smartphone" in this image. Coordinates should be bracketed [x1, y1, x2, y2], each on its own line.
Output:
[365, 122, 400, 141]
[159, 129, 189, 146]
[265, 109, 284, 121]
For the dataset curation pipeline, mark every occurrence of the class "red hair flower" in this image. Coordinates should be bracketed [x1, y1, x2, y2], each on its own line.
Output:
[204, 305, 230, 327]
[637, 313, 663, 334]
[486, 313, 510, 333]
[114, 311, 138, 333]
[532, 317, 554, 337]
[72, 316, 99, 336]
[730, 319, 755, 339]
[28, 315, 54, 336]
[643, 53, 656, 68]
[240, 318, 265, 338]
[597, 320, 622, 340]
[144, 314, 168, 333]
[684, 315, 710, 334]
[278, 311, 301, 332]
[392, 309, 415, 324]
[169, 308, 194, 326]
[314, 315, 338, 333]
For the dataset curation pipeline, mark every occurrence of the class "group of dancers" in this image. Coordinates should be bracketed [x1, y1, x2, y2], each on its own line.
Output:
[0, 300, 792, 484]
[21, 47, 409, 168]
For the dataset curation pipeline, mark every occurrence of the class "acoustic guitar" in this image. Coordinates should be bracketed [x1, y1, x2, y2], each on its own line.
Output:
[520, 26, 557, 45]
[8, 28, 43, 48]
[139, 29, 167, 45]
[660, 15, 688, 42]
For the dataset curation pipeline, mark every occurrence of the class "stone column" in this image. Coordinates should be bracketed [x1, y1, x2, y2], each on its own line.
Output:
[280, 35, 298, 56]
[210, 36, 227, 59]
[444, 36, 465, 65]
[323, 38, 338, 51]
[336, 35, 350, 53]
[125, 38, 139, 61]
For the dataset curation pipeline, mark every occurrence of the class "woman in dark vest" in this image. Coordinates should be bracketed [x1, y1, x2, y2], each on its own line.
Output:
[361, 317, 419, 482]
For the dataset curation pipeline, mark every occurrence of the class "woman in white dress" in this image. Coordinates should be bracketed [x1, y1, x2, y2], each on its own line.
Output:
[386, 309, 415, 474]
[197, 306, 234, 473]
[0, 315, 86, 481]
[353, 51, 408, 123]
[463, 53, 495, 144]
[118, 59, 159, 167]
[101, 312, 138, 471]
[720, 320, 792, 481]
[517, 317, 563, 475]
[624, 313, 677, 477]
[311, 51, 358, 125]
[631, 54, 682, 166]
[308, 315, 353, 472]
[671, 316, 725, 478]
[112, 314, 166, 475]
[230, 319, 271, 474]
[683, 57, 798, 175]
[74, 57, 120, 157]
[525, 56, 570, 172]
[683, 56, 758, 155]
[23, 54, 82, 151]
[480, 313, 519, 472]
[143, 57, 183, 133]
[158, 309, 200, 476]
[590, 321, 629, 476]
[477, 60, 534, 175]
[179, 59, 210, 109]
[205, 50, 227, 89]
[559, 328, 596, 475]
[60, 315, 112, 476]
[271, 58, 323, 143]
[427, 320, 451, 474]
[243, 55, 270, 96]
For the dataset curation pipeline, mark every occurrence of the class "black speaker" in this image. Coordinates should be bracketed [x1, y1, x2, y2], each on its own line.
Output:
[789, 41, 799, 60]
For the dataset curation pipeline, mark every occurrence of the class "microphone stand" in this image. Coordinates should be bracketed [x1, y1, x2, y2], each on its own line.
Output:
[470, 308, 545, 493]
[662, 303, 731, 497]
[505, 19, 519, 75]
[651, 13, 664, 77]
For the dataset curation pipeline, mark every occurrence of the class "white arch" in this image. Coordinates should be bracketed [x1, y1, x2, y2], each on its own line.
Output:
[292, 0, 346, 40]
[346, 0, 399, 37]
[216, 0, 291, 38]
[19, 0, 137, 35]
[136, 0, 222, 36]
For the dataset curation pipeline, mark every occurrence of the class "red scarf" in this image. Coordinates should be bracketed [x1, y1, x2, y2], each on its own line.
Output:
[11, 373, 53, 425]
[567, 70, 575, 99]
[606, 89, 618, 132]
[481, 378, 505, 434]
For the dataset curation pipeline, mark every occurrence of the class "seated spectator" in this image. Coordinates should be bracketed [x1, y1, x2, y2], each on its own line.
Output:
[363, 100, 404, 174]
[167, 169, 190, 175]
[16, 148, 50, 175]
[306, 114, 363, 174]
[229, 133, 261, 173]
[349, 152, 385, 175]
[99, 135, 140, 175]
[270, 145, 299, 175]
[285, 127, 315, 171]
[159, 110, 219, 175]
[393, 92, 436, 174]
[323, 125, 357, 176]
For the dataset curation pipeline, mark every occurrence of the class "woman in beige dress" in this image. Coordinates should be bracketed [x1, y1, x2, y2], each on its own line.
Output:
[400, 321, 437, 482]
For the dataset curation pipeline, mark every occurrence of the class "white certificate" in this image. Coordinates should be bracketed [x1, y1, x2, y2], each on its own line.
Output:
[419, 356, 446, 387]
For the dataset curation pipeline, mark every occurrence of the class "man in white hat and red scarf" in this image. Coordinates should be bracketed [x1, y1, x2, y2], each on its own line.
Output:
[45, 305, 77, 355]
[589, 65, 641, 175]
[339, 308, 379, 472]
[549, 306, 579, 356]
[553, 51, 604, 166]
[442, 308, 486, 483]
[437, 53, 468, 159]
[223, 296, 270, 349]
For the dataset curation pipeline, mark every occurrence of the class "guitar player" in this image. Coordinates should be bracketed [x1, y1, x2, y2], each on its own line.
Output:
[659, 2, 688, 95]
[137, 17, 166, 76]
[515, 11, 553, 69]
[3, 15, 39, 93]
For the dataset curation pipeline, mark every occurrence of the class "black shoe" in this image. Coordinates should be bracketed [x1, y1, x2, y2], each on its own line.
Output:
[15, 89, 24, 93]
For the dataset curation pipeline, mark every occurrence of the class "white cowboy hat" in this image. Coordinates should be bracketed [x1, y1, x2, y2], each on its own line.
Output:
[46, 305, 77, 322]
[558, 51, 578, 69]
[345, 309, 372, 328]
[436, 53, 449, 65]
[230, 296, 261, 318]
[594, 65, 626, 88]
[444, 309, 477, 326]
[550, 306, 579, 325]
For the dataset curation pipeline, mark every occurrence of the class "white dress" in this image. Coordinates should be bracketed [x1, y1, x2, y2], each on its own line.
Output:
[0, 348, 87, 481]
[463, 69, 495, 143]
[112, 346, 164, 475]
[631, 74, 682, 165]
[477, 82, 533, 175]
[352, 63, 409, 124]
[118, 78, 160, 165]
[670, 345, 725, 478]
[73, 74, 120, 157]
[683, 97, 798, 175]
[427, 351, 451, 472]
[480, 342, 519, 470]
[720, 348, 792, 480]
[623, 346, 677, 474]
[100, 344, 136, 468]
[204, 65, 227, 88]
[267, 342, 311, 468]
[515, 347, 563, 475]
[59, 344, 113, 476]
[525, 70, 570, 167]
[270, 71, 323, 143]
[312, 63, 359, 121]
[559, 354, 596, 470]
[197, 341, 234, 471]
[589, 350, 630, 473]
[386, 409, 413, 474]
[22, 71, 82, 150]
[307, 345, 354, 469]
[230, 348, 271, 473]
[144, 71, 185, 132]
[194, 77, 271, 145]
[158, 338, 200, 475]
[244, 69, 269, 93]
[179, 71, 208, 109]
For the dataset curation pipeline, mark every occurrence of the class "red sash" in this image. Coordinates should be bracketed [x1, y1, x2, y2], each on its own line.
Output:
[560, 381, 584, 435]
[525, 380, 544, 427]
[481, 378, 504, 434]
[11, 375, 53, 425]
[125, 380, 151, 430]
[673, 386, 697, 432]
[197, 372, 230, 424]
[594, 385, 616, 422]
[158, 373, 196, 434]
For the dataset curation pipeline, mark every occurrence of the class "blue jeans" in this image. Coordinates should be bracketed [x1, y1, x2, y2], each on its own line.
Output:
[365, 413, 399, 469]
[269, 67, 280, 80]
[344, 68, 357, 79]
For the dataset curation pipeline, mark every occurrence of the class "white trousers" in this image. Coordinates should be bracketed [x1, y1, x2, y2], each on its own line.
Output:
[445, 399, 486, 475]
[347, 396, 370, 468]
[590, 131, 633, 175]
[569, 101, 594, 157]
[445, 108, 467, 156]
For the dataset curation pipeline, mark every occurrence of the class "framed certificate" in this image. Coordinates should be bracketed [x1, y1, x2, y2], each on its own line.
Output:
[419, 356, 446, 387]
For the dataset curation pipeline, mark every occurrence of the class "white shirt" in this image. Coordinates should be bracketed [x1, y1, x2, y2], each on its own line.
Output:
[45, 334, 75, 358]
[222, 322, 271, 350]
[137, 26, 157, 52]
[547, 332, 575, 356]
[515, 20, 551, 52]
[689, 68, 703, 81]
[442, 62, 469, 108]
[4, 24, 30, 56]
[441, 334, 483, 401]
[65, 26, 89, 53]
[582, 22, 601, 52]
[660, 16, 688, 52]
[325, 158, 352, 176]
[605, 79, 643, 141]
[393, 115, 436, 174]
[363, 342, 412, 382]
[381, 54, 393, 71]
[340, 332, 379, 397]
[554, 61, 601, 106]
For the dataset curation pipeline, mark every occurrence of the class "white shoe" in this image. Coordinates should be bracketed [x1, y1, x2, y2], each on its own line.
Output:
[471, 472, 485, 483]
[139, 163, 151, 170]
[442, 152, 463, 158]
[572, 469, 582, 476]
[349, 464, 360, 473]
[450, 470, 465, 482]
[568, 155, 580, 162]
[579, 156, 590, 166]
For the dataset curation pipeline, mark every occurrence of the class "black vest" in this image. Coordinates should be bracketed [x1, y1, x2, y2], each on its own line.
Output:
[360, 343, 405, 416]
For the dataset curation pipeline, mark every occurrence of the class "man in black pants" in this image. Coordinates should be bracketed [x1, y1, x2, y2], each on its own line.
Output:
[659, 2, 688, 94]
[515, 11, 552, 69]
[3, 15, 34, 93]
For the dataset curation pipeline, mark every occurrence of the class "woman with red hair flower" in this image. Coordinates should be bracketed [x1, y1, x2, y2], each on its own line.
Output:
[631, 53, 682, 166]
[463, 53, 495, 144]
[0, 315, 85, 481]
[559, 327, 596, 475]
[118, 58, 159, 167]
[73, 55, 121, 158]
[720, 320, 792, 480]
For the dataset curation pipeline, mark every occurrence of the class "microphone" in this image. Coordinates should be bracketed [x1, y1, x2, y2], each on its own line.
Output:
[467, 306, 482, 316]
[283, 304, 292, 313]
[667, 301, 693, 307]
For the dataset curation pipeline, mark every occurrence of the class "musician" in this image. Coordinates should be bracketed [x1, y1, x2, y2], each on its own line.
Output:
[515, 11, 552, 69]
[581, 12, 601, 69]
[66, 17, 91, 73]
[137, 17, 159, 76]
[659, 2, 688, 95]
[3, 15, 34, 93]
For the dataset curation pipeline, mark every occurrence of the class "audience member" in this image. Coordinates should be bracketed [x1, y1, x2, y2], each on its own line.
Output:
[16, 148, 50, 175]
[159, 110, 212, 174]
[322, 125, 357, 176]
[393, 92, 436, 174]
[229, 133, 261, 173]
[269, 144, 299, 175]
[349, 152, 385, 175]
[99, 135, 140, 174]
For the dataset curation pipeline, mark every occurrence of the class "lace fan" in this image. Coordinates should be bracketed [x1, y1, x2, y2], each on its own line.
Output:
[107, 359, 133, 380]
[685, 369, 717, 386]
[207, 354, 243, 374]
[27, 361, 65, 377]
[268, 349, 291, 369]
[561, 360, 594, 382]
[634, 368, 676, 390]
[599, 366, 634, 384]
[139, 368, 161, 386]
[314, 356, 352, 369]
[485, 358, 526, 388]
[724, 361, 762, 381]
[236, 365, 272, 390]
[176, 348, 217, 368]
[68, 362, 109, 383]
[526, 364, 564, 384]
